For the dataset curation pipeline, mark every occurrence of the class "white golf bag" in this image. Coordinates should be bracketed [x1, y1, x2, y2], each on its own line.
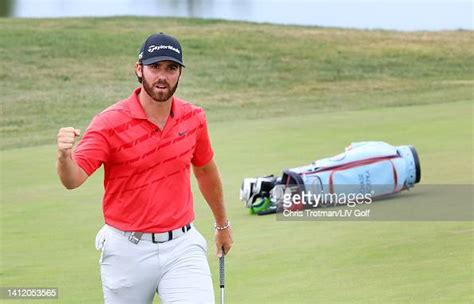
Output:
[240, 142, 421, 215]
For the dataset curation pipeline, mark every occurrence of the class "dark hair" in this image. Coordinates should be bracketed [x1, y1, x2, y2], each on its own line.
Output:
[136, 62, 143, 83]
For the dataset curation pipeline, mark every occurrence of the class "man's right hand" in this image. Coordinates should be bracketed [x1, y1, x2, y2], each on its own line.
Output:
[56, 127, 88, 189]
[57, 127, 80, 158]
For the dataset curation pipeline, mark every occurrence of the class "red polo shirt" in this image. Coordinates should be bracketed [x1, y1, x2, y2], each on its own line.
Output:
[73, 87, 214, 232]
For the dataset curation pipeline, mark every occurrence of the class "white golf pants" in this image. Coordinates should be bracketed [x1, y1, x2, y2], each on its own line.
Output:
[95, 224, 215, 304]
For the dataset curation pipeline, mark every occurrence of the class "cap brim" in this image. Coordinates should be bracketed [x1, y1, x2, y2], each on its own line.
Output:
[142, 56, 185, 67]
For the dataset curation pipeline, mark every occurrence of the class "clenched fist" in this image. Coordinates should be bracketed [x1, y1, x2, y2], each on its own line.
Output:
[57, 127, 80, 158]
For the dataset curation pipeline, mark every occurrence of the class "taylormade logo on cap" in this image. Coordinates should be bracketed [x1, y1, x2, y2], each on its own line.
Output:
[138, 32, 185, 67]
[148, 45, 181, 54]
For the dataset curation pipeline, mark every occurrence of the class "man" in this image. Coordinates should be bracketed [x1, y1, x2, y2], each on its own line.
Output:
[56, 32, 232, 304]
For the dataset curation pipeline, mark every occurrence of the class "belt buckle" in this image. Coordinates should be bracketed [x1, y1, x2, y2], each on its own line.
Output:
[128, 232, 143, 244]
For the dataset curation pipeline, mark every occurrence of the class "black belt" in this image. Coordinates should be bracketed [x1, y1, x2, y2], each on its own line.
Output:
[151, 224, 192, 243]
[108, 224, 192, 244]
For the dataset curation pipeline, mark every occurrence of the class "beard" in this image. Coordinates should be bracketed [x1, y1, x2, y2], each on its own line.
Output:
[142, 74, 179, 103]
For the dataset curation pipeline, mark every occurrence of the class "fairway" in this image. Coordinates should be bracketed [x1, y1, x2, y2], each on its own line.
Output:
[0, 17, 473, 303]
[1, 100, 472, 303]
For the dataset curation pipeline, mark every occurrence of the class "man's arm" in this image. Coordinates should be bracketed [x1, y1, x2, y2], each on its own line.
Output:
[193, 159, 233, 256]
[56, 127, 88, 189]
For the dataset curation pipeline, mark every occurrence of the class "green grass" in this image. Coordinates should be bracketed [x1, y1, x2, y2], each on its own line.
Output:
[0, 17, 473, 149]
[1, 101, 472, 303]
[0, 17, 473, 303]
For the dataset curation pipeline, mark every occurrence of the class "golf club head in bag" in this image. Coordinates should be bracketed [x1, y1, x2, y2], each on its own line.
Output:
[239, 175, 278, 214]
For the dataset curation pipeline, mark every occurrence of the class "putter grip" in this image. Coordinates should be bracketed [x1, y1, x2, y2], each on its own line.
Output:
[219, 254, 225, 288]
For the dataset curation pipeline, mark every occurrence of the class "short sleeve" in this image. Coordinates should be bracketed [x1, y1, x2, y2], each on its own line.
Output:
[73, 115, 110, 176]
[191, 111, 214, 167]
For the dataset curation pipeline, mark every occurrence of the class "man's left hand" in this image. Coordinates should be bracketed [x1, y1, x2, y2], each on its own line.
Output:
[215, 227, 233, 257]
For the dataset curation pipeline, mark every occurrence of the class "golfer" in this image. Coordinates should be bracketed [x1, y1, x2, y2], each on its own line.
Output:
[56, 33, 232, 304]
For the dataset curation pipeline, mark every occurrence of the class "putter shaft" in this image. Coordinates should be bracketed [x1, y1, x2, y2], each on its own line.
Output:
[219, 248, 225, 304]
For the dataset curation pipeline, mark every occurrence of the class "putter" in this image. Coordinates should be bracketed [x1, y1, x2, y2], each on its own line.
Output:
[219, 246, 225, 304]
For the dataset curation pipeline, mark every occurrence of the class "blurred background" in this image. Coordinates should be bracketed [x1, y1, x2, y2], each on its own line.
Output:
[1, 0, 472, 31]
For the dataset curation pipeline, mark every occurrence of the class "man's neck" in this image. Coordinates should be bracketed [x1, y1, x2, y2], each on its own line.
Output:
[138, 89, 173, 127]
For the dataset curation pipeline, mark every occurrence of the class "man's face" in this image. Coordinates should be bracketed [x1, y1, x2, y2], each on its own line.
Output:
[137, 60, 181, 103]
